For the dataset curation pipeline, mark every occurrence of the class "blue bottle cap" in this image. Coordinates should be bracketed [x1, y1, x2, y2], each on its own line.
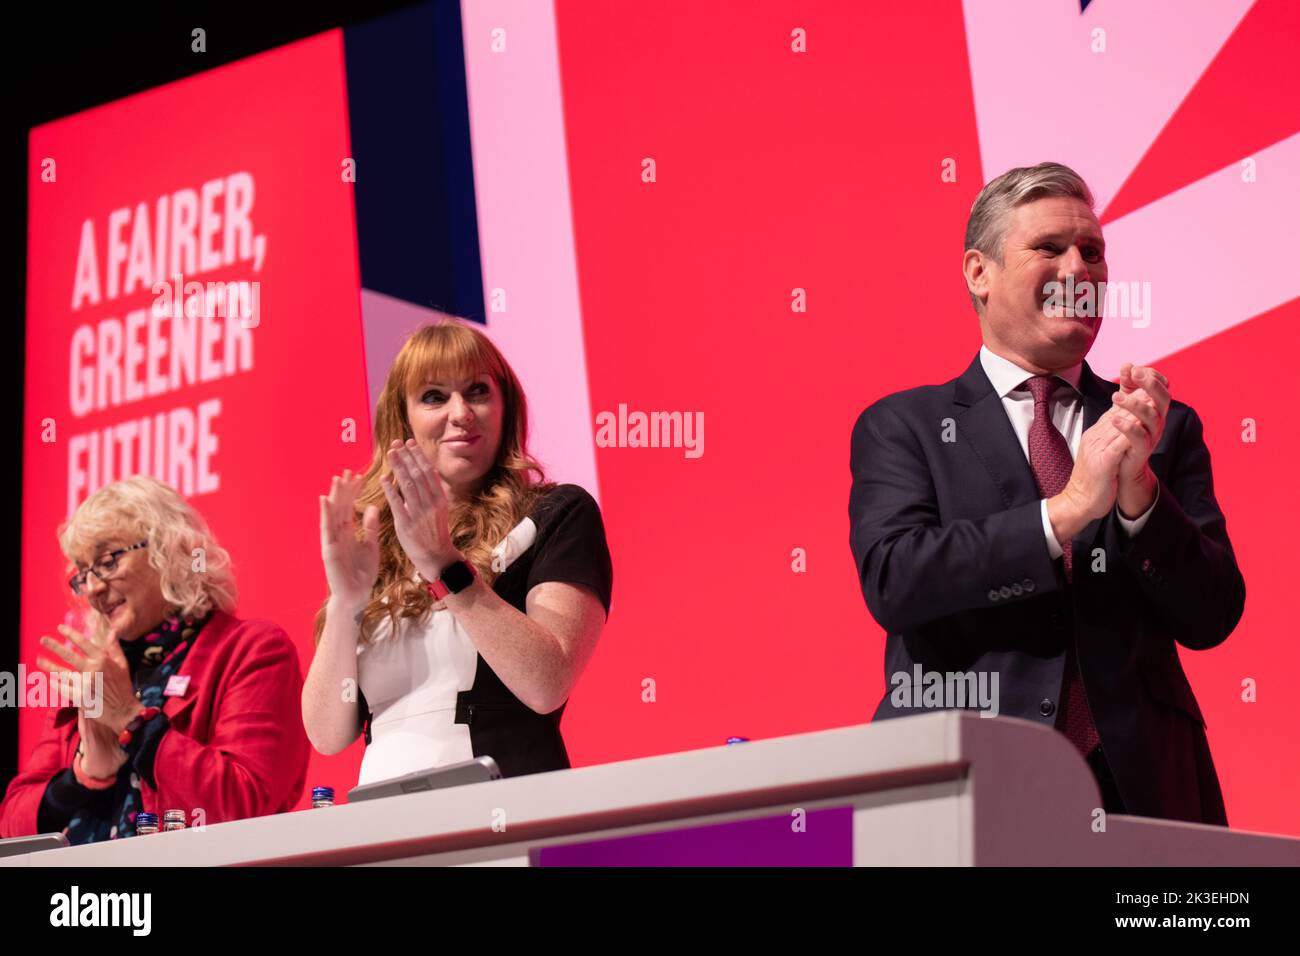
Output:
[135, 812, 159, 826]
[312, 786, 335, 800]
[725, 737, 749, 745]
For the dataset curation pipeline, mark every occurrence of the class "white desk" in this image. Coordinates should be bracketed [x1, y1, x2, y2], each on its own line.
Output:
[4, 713, 1297, 866]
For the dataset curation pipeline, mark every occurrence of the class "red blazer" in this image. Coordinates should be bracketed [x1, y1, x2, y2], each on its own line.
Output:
[0, 610, 311, 837]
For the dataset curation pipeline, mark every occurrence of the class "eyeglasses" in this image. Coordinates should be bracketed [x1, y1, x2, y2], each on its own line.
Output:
[68, 541, 149, 596]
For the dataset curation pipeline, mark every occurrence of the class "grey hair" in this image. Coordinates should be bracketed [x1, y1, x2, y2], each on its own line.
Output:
[964, 161, 1095, 311]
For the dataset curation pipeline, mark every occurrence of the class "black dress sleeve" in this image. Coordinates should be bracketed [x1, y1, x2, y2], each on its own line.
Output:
[357, 686, 373, 745]
[525, 485, 614, 616]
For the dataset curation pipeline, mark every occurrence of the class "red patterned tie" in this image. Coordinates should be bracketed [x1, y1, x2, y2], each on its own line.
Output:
[1023, 376, 1101, 757]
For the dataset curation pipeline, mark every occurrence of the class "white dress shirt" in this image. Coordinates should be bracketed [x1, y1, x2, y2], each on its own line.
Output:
[978, 345, 1158, 559]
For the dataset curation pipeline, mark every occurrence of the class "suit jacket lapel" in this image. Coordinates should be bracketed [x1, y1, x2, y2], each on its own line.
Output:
[953, 352, 1041, 510]
[1077, 358, 1114, 434]
[953, 352, 1118, 567]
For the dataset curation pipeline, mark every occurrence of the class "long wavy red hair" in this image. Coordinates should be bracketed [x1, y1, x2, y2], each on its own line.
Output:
[314, 319, 554, 645]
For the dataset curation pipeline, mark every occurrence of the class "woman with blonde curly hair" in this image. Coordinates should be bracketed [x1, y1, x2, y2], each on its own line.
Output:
[0, 476, 310, 843]
[303, 319, 613, 783]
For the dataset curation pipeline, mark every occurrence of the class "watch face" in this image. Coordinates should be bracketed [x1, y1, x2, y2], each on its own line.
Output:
[441, 560, 475, 593]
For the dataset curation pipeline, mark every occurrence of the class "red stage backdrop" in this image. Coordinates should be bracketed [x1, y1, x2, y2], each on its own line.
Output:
[22, 32, 372, 803]
[18, 2, 1300, 837]
[550, 0, 1300, 838]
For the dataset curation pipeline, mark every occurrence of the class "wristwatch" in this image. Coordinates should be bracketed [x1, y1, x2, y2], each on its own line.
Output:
[426, 560, 478, 600]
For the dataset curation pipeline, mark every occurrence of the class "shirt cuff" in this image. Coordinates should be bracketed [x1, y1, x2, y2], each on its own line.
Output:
[1116, 481, 1160, 538]
[1040, 498, 1064, 559]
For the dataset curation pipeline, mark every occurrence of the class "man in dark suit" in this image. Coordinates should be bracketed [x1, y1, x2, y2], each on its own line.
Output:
[848, 161, 1245, 826]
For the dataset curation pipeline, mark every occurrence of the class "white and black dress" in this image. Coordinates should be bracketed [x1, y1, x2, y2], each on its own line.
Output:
[354, 484, 613, 784]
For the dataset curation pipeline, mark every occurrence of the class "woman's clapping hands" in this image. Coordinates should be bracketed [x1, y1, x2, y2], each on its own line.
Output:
[380, 439, 463, 583]
[319, 469, 381, 608]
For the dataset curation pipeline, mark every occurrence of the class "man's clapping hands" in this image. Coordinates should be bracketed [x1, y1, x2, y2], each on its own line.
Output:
[1108, 363, 1169, 519]
[1048, 364, 1169, 543]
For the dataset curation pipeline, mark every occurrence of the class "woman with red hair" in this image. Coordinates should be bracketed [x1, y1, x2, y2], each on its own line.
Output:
[303, 320, 613, 783]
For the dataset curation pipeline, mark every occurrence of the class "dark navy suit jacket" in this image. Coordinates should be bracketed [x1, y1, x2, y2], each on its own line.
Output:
[849, 351, 1245, 826]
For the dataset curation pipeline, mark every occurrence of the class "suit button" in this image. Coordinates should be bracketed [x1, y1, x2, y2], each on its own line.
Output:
[988, 589, 1000, 602]
[999, 586, 1012, 599]
[1023, 578, 1035, 592]
[1039, 698, 1055, 717]
[1011, 583, 1023, 596]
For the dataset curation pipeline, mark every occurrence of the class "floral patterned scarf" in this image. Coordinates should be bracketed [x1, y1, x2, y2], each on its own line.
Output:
[65, 612, 207, 843]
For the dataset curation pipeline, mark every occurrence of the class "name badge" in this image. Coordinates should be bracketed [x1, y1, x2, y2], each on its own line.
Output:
[164, 675, 191, 697]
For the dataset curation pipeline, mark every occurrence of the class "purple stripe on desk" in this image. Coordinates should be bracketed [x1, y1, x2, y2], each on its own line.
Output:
[530, 806, 854, 866]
